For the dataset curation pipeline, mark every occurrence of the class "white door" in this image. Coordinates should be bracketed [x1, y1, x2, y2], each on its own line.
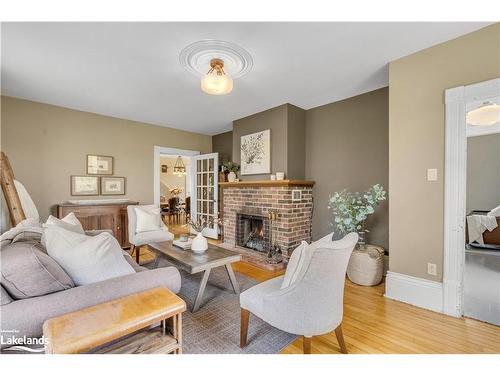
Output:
[190, 153, 219, 239]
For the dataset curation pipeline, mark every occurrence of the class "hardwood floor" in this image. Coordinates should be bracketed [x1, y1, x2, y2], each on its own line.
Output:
[136, 224, 500, 354]
[235, 261, 500, 354]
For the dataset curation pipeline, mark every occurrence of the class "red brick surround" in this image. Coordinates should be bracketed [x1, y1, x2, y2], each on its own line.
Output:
[221, 180, 314, 257]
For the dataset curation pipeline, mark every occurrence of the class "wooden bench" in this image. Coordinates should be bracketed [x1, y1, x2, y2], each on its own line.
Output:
[43, 287, 186, 354]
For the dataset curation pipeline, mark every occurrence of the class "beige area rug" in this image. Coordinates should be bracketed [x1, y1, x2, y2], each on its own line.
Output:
[152, 258, 297, 354]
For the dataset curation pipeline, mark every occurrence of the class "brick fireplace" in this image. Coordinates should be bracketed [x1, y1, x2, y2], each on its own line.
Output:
[220, 180, 314, 268]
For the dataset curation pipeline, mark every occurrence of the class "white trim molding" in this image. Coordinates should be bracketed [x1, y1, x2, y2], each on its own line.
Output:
[443, 77, 500, 318]
[385, 272, 443, 313]
[443, 85, 467, 317]
[153, 146, 200, 206]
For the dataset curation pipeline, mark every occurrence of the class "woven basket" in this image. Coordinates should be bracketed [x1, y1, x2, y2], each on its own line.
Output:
[347, 245, 385, 286]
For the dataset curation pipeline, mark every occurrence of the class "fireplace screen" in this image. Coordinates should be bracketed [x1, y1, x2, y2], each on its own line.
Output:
[236, 213, 271, 252]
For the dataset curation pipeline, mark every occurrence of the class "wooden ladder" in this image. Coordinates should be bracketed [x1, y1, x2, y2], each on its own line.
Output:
[0, 151, 26, 226]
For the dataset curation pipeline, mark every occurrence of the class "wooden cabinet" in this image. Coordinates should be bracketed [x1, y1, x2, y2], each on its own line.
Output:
[56, 201, 138, 248]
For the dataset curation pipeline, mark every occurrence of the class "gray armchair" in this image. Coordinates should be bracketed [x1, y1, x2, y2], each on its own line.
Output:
[239, 233, 358, 354]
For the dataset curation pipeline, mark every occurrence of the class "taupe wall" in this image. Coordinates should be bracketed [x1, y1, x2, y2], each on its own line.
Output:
[466, 133, 500, 213]
[306, 88, 389, 248]
[212, 131, 233, 165]
[0, 96, 212, 219]
[232, 104, 288, 180]
[389, 23, 500, 281]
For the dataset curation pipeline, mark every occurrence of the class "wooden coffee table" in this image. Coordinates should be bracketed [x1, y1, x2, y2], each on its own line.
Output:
[43, 287, 186, 354]
[148, 241, 241, 312]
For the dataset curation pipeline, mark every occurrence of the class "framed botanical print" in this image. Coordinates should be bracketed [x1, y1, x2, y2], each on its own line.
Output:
[87, 155, 113, 175]
[101, 176, 126, 195]
[240, 129, 271, 175]
[71, 176, 99, 196]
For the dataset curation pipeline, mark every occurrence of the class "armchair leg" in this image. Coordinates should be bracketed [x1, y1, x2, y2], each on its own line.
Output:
[303, 336, 312, 354]
[135, 245, 141, 264]
[335, 324, 348, 354]
[240, 308, 250, 348]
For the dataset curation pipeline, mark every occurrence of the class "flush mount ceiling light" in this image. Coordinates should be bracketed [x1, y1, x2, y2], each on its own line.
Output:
[467, 101, 500, 126]
[173, 156, 187, 176]
[179, 40, 253, 95]
[201, 58, 233, 95]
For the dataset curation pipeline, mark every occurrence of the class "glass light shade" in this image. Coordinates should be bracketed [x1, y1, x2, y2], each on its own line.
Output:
[201, 73, 233, 95]
[466, 103, 500, 126]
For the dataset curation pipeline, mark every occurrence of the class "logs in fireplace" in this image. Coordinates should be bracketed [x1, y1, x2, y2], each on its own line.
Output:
[236, 213, 270, 253]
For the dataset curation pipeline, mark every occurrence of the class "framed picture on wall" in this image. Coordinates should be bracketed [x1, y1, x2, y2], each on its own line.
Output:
[87, 155, 114, 175]
[240, 129, 271, 175]
[101, 176, 126, 195]
[71, 176, 99, 196]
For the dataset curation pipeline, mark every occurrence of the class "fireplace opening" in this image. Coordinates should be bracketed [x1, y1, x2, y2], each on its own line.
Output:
[236, 213, 270, 253]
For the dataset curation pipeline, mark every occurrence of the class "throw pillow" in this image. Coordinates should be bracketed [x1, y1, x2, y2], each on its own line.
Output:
[44, 225, 135, 286]
[134, 206, 161, 233]
[281, 241, 309, 289]
[44, 212, 85, 234]
[0, 241, 74, 299]
[42, 212, 85, 247]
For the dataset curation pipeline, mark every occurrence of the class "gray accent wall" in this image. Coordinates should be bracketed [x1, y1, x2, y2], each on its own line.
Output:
[231, 104, 306, 180]
[305, 88, 389, 249]
[466, 133, 500, 213]
[213, 88, 389, 250]
[287, 105, 306, 180]
[212, 131, 233, 165]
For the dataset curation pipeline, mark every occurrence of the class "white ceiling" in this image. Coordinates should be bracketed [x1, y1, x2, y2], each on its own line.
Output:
[1, 22, 491, 135]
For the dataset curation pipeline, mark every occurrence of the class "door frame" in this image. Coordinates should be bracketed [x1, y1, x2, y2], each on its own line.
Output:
[190, 152, 219, 239]
[153, 146, 200, 206]
[443, 77, 500, 317]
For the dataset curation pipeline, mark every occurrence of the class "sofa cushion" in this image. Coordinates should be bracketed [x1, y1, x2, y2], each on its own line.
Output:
[44, 225, 135, 286]
[0, 241, 74, 299]
[1, 285, 13, 305]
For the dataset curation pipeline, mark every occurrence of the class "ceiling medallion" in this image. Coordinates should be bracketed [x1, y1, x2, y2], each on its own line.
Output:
[179, 40, 253, 95]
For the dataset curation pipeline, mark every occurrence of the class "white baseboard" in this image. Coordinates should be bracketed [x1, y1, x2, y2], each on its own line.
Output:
[385, 271, 443, 313]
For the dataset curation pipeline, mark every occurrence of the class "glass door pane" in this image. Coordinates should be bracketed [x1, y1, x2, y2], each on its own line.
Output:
[191, 152, 219, 239]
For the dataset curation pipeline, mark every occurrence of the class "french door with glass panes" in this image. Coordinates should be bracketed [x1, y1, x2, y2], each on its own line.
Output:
[190, 153, 219, 239]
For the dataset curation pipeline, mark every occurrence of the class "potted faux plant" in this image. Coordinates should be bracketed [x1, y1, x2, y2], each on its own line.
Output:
[222, 161, 240, 182]
[328, 184, 386, 249]
[187, 215, 213, 253]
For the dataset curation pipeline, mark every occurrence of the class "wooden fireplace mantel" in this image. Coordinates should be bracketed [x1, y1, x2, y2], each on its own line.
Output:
[219, 180, 315, 188]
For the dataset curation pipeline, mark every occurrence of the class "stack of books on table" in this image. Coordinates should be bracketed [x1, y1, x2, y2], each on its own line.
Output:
[173, 239, 192, 250]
